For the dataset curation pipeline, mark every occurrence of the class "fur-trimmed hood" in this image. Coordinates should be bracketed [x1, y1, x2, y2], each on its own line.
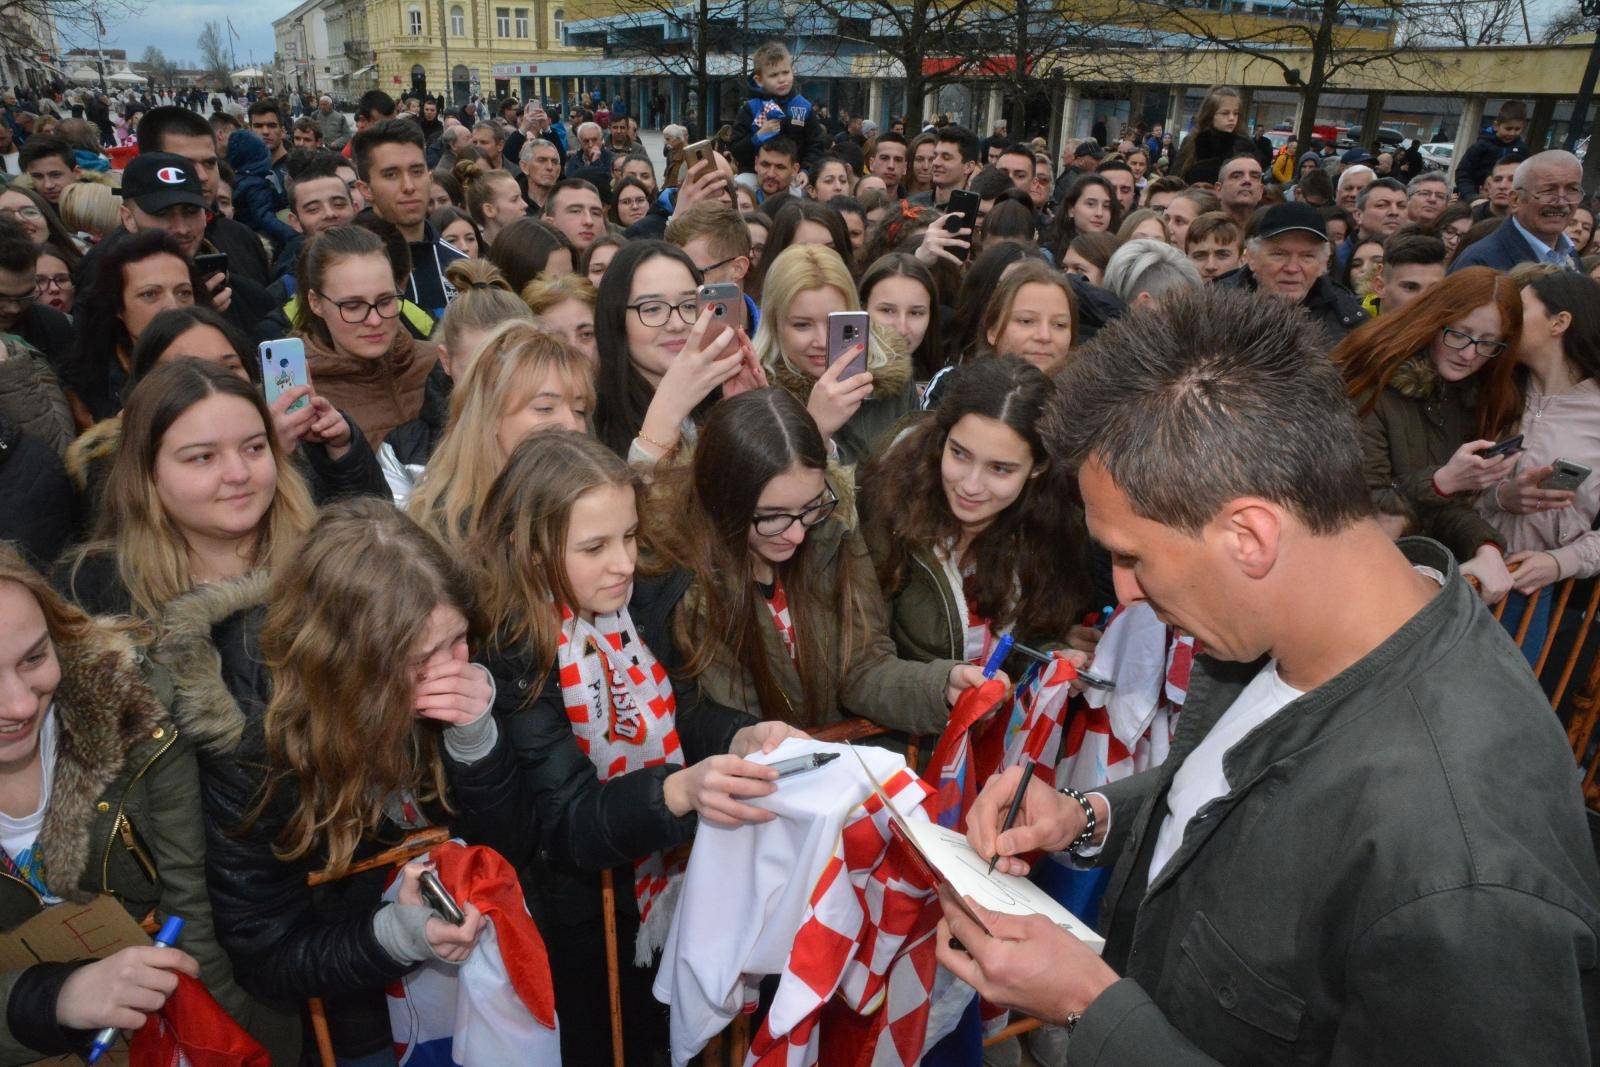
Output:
[766, 323, 913, 408]
[42, 622, 172, 903]
[64, 414, 122, 493]
[151, 570, 271, 759]
[1387, 353, 1479, 405]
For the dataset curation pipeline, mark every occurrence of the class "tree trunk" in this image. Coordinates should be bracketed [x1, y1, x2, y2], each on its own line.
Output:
[1568, 26, 1600, 192]
[904, 64, 926, 132]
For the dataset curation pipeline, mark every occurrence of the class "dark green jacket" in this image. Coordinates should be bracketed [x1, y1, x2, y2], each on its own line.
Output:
[0, 623, 244, 1065]
[1071, 540, 1600, 1064]
[1358, 354, 1506, 561]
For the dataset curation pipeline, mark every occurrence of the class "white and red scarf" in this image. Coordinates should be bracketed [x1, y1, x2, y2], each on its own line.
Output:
[558, 603, 686, 961]
[935, 547, 997, 666]
[762, 578, 797, 663]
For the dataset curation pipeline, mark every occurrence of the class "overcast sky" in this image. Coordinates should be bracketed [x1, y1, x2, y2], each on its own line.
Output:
[88, 0, 1574, 71]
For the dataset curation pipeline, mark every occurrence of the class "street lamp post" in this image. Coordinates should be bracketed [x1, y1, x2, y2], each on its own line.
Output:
[439, 0, 451, 104]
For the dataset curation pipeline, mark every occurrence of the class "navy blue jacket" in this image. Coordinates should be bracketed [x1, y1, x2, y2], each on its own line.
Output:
[1448, 216, 1582, 274]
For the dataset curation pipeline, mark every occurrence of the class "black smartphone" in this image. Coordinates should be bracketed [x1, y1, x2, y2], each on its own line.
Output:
[1480, 434, 1524, 460]
[194, 252, 229, 278]
[419, 869, 465, 925]
[943, 189, 981, 262]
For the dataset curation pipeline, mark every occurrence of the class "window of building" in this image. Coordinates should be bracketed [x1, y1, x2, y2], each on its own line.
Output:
[553, 8, 564, 42]
[451, 5, 464, 34]
[514, 7, 529, 37]
[407, 5, 422, 34]
[496, 6, 510, 35]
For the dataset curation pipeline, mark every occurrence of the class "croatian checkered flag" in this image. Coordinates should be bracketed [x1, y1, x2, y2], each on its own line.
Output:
[744, 767, 949, 1067]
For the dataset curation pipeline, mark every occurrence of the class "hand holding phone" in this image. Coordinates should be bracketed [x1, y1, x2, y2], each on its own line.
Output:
[827, 310, 871, 380]
[943, 189, 982, 263]
[1540, 458, 1592, 494]
[1481, 434, 1524, 460]
[696, 282, 744, 348]
[419, 869, 465, 925]
[260, 338, 311, 414]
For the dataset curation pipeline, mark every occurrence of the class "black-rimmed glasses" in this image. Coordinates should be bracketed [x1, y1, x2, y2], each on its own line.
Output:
[752, 486, 839, 536]
[316, 290, 404, 323]
[627, 298, 699, 328]
[1440, 327, 1508, 359]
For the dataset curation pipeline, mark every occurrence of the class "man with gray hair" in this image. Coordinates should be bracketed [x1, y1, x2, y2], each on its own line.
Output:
[312, 93, 353, 150]
[1335, 163, 1374, 213]
[1450, 149, 1584, 273]
[1102, 238, 1202, 308]
[565, 120, 614, 194]
[1404, 171, 1448, 228]
[1216, 201, 1368, 344]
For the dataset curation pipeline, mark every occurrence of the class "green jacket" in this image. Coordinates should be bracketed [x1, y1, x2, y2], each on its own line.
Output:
[669, 517, 958, 736]
[1072, 540, 1600, 1064]
[0, 623, 245, 1066]
[1358, 354, 1506, 561]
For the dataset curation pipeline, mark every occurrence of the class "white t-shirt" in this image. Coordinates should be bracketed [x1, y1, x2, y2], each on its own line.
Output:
[0, 151, 18, 176]
[0, 707, 60, 902]
[1147, 661, 1302, 886]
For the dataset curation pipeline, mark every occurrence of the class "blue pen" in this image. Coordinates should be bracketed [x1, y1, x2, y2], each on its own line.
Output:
[86, 916, 184, 1064]
[982, 633, 1015, 679]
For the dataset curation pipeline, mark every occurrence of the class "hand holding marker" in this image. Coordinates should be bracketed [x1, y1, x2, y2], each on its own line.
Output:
[85, 915, 184, 1064]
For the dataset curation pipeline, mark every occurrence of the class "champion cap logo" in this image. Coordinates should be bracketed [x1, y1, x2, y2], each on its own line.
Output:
[155, 166, 188, 185]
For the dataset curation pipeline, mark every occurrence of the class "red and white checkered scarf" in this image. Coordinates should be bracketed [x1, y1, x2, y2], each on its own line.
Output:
[763, 578, 797, 663]
[558, 603, 686, 960]
[745, 766, 945, 1067]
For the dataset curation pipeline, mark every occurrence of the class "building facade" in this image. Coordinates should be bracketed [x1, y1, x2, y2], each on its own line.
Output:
[274, 0, 339, 96]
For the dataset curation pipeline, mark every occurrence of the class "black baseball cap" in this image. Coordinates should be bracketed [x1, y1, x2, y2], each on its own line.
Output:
[122, 152, 207, 213]
[1074, 138, 1104, 160]
[1256, 202, 1328, 241]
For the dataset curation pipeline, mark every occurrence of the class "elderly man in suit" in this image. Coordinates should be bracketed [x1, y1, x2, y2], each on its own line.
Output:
[1450, 150, 1584, 273]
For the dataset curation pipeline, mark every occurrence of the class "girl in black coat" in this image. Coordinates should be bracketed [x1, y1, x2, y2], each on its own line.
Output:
[467, 430, 804, 1067]
[157, 498, 530, 1064]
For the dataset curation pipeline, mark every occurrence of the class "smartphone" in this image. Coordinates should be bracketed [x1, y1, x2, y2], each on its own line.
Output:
[943, 188, 982, 262]
[419, 869, 465, 926]
[696, 282, 743, 346]
[1540, 459, 1592, 493]
[1481, 434, 1524, 460]
[827, 311, 871, 379]
[259, 338, 311, 414]
[193, 251, 229, 278]
[682, 138, 714, 171]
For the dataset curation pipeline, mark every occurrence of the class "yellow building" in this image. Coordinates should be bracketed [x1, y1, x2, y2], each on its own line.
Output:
[355, 0, 593, 103]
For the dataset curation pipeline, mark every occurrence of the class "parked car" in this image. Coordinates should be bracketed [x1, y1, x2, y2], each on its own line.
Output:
[1341, 126, 1405, 149]
[1419, 142, 1454, 171]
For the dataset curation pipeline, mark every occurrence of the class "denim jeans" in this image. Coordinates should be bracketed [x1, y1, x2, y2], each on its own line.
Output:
[1500, 587, 1555, 668]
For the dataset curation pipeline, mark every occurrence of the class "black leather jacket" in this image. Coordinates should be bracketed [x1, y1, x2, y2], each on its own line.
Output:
[475, 570, 755, 933]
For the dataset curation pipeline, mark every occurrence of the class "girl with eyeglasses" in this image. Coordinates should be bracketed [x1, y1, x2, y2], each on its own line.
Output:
[34, 244, 74, 316]
[1335, 267, 1525, 604]
[294, 226, 446, 450]
[610, 177, 653, 230]
[592, 240, 765, 461]
[642, 388, 997, 732]
[467, 431, 801, 1065]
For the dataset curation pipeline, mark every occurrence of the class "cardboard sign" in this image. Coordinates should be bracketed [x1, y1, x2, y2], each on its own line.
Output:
[0, 895, 150, 1066]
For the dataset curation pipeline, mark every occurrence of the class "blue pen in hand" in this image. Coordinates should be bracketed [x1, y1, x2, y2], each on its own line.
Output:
[86, 915, 184, 1065]
[982, 634, 1015, 679]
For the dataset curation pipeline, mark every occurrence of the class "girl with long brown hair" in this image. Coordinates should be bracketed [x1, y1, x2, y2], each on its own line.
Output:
[157, 497, 528, 1065]
[58, 359, 316, 619]
[467, 430, 799, 1066]
[862, 357, 1094, 671]
[644, 388, 998, 732]
[1334, 265, 1524, 602]
[1173, 84, 1255, 182]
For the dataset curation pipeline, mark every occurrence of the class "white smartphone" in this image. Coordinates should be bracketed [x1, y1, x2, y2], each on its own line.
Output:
[259, 338, 311, 413]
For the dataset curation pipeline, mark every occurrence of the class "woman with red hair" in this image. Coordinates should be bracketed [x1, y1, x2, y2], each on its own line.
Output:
[1335, 266, 1524, 603]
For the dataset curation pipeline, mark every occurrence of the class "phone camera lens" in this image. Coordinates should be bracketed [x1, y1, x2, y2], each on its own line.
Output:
[279, 358, 289, 368]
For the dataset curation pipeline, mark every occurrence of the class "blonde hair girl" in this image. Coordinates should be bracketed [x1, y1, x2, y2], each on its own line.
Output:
[754, 243, 914, 467]
[522, 272, 599, 365]
[407, 321, 595, 545]
[453, 158, 527, 248]
[437, 258, 534, 376]
[62, 359, 314, 619]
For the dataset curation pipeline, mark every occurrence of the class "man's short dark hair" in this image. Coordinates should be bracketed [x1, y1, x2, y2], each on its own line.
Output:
[1356, 176, 1407, 211]
[351, 118, 426, 181]
[285, 150, 348, 211]
[209, 113, 241, 136]
[18, 137, 74, 173]
[137, 106, 213, 150]
[874, 132, 906, 150]
[358, 90, 398, 122]
[292, 117, 323, 141]
[970, 166, 1013, 200]
[758, 137, 799, 164]
[998, 143, 1035, 165]
[936, 125, 980, 164]
[1042, 285, 1371, 536]
[1297, 168, 1334, 202]
[1220, 152, 1261, 175]
[827, 195, 864, 220]
[247, 99, 285, 124]
[0, 229, 40, 275]
[542, 178, 600, 215]
[1382, 233, 1446, 270]
[1144, 175, 1188, 201]
[1095, 158, 1134, 178]
[1496, 100, 1528, 125]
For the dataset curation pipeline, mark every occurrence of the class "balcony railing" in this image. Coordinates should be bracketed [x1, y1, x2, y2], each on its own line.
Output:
[344, 38, 370, 59]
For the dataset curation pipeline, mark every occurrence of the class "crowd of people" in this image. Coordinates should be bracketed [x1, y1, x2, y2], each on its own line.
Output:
[0, 43, 1597, 1066]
